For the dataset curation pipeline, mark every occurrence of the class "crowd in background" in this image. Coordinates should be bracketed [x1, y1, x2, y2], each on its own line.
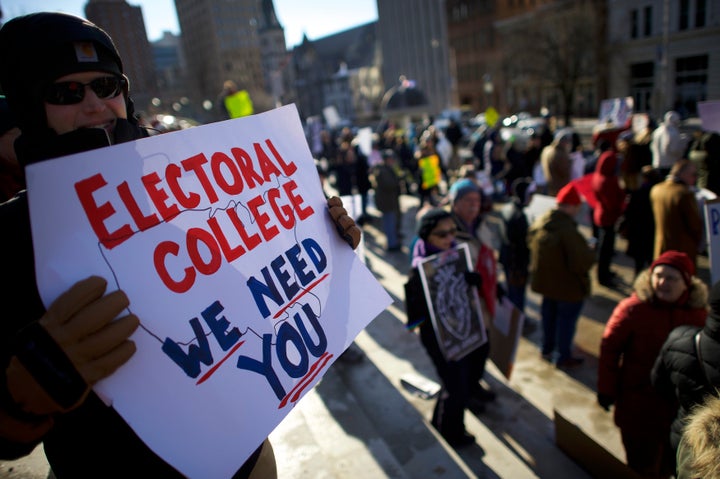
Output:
[305, 108, 720, 479]
[2, 25, 720, 472]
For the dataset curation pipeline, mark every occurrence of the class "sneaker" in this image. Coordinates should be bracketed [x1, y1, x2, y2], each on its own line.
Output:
[556, 357, 584, 369]
[445, 431, 476, 449]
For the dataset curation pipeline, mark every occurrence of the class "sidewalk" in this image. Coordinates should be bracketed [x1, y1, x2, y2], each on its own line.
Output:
[267, 192, 639, 478]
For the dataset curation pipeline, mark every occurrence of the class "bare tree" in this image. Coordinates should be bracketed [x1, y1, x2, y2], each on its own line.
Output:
[501, 0, 603, 125]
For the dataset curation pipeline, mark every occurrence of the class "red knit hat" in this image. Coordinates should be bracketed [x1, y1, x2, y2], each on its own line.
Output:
[556, 183, 582, 206]
[650, 250, 695, 285]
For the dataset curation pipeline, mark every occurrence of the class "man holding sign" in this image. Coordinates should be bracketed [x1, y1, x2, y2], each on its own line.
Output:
[0, 12, 369, 479]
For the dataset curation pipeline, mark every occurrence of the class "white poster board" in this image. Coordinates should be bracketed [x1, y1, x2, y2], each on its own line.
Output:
[526, 193, 592, 228]
[25, 104, 392, 478]
[597, 96, 634, 126]
[698, 100, 720, 134]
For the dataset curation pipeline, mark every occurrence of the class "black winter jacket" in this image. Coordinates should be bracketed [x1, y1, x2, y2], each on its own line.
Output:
[651, 312, 720, 452]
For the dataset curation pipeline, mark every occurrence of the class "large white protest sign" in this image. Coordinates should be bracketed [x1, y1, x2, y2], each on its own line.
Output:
[25, 104, 392, 479]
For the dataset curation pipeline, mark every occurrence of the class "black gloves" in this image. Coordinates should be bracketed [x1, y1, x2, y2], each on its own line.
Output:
[464, 271, 483, 286]
[496, 284, 507, 302]
[597, 393, 614, 411]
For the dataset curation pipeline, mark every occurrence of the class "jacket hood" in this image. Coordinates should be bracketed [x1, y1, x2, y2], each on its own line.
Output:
[664, 111, 681, 127]
[633, 269, 708, 309]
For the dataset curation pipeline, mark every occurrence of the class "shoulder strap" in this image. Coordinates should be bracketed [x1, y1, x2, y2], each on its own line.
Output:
[695, 331, 713, 387]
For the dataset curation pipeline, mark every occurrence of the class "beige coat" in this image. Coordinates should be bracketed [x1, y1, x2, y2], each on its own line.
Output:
[650, 178, 703, 264]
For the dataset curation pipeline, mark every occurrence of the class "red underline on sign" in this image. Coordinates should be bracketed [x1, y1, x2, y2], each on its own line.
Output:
[196, 340, 245, 385]
[273, 273, 330, 319]
[278, 351, 334, 409]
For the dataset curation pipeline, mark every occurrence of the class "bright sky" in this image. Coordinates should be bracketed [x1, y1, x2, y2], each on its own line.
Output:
[1, 0, 378, 48]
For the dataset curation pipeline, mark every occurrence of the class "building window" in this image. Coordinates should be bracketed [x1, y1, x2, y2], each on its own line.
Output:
[696, 0, 706, 27]
[675, 55, 708, 115]
[629, 62, 654, 112]
[679, 0, 690, 30]
[630, 9, 638, 38]
[643, 6, 652, 36]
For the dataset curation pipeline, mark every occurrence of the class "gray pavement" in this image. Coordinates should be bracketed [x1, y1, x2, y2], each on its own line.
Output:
[4, 191, 708, 479]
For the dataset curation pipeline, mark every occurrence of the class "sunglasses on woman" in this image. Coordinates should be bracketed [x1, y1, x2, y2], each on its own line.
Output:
[431, 227, 457, 238]
[44, 75, 127, 105]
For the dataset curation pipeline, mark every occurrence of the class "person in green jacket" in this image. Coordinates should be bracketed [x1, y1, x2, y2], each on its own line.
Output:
[221, 79, 254, 119]
[527, 182, 595, 368]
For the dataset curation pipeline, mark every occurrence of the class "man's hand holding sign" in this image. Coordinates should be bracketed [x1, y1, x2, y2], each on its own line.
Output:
[24, 105, 390, 478]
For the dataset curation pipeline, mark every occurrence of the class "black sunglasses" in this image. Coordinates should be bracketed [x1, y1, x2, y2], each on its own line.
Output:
[431, 227, 457, 238]
[44, 75, 127, 105]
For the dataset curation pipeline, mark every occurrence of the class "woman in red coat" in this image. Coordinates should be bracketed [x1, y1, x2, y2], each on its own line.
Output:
[591, 149, 627, 287]
[597, 251, 708, 478]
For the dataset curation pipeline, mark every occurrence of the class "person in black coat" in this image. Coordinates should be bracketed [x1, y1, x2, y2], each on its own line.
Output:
[499, 177, 532, 315]
[651, 279, 719, 458]
[0, 12, 361, 478]
[404, 209, 484, 449]
[621, 165, 661, 277]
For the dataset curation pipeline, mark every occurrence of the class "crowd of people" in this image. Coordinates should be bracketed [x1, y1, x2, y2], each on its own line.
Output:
[2, 10, 720, 479]
[308, 99, 719, 479]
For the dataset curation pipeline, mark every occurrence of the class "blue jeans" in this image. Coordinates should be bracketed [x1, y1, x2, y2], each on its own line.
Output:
[381, 211, 399, 249]
[540, 298, 584, 362]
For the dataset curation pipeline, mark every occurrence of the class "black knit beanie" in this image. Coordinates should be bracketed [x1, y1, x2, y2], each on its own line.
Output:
[0, 12, 125, 134]
[417, 208, 452, 241]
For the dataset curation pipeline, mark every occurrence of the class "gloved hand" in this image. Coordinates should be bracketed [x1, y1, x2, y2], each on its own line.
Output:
[597, 393, 614, 411]
[496, 284, 507, 302]
[327, 196, 362, 249]
[464, 271, 483, 286]
[7, 276, 140, 416]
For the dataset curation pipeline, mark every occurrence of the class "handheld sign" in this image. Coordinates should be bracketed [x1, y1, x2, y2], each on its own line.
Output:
[26, 104, 392, 479]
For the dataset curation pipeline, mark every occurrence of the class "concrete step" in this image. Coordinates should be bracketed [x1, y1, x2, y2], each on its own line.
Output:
[322, 191, 702, 478]
[269, 341, 472, 478]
